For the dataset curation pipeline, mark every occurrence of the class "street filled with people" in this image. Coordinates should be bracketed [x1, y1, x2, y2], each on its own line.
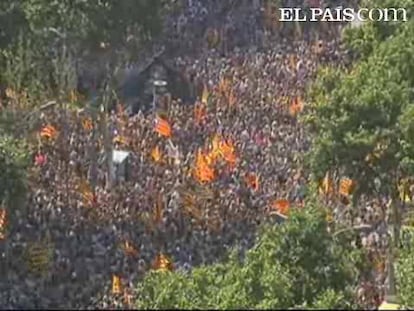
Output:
[0, 0, 389, 309]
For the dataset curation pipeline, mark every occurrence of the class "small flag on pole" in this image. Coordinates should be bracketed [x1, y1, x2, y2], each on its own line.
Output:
[40, 125, 58, 139]
[151, 253, 174, 272]
[154, 116, 172, 138]
[112, 275, 122, 294]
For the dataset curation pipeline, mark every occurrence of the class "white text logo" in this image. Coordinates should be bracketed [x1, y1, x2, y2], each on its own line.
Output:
[279, 8, 407, 22]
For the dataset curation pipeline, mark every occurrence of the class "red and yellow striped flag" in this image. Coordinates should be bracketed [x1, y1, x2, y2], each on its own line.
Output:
[40, 125, 58, 139]
[338, 177, 355, 197]
[151, 146, 162, 163]
[112, 275, 122, 294]
[152, 253, 174, 272]
[154, 116, 172, 138]
[245, 173, 259, 192]
[272, 199, 290, 216]
[219, 139, 237, 166]
[289, 96, 304, 117]
[210, 134, 222, 161]
[194, 150, 215, 183]
[82, 118, 93, 131]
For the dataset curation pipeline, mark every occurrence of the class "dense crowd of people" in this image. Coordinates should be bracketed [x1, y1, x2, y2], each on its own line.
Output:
[0, 0, 389, 309]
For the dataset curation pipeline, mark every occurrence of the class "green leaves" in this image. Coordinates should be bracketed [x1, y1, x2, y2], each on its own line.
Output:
[0, 135, 29, 211]
[306, 2, 414, 197]
[135, 208, 361, 309]
[306, 1, 414, 305]
[397, 240, 414, 307]
[0, 0, 165, 100]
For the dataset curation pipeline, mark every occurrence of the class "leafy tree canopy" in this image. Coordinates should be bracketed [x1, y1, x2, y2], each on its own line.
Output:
[136, 208, 363, 309]
[306, 0, 414, 198]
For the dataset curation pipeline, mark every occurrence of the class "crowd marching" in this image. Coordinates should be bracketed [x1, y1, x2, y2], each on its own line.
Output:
[0, 0, 392, 309]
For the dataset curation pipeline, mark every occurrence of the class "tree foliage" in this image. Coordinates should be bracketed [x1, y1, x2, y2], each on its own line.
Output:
[307, 5, 414, 197]
[397, 236, 414, 307]
[0, 135, 29, 210]
[136, 208, 362, 309]
[0, 0, 163, 52]
[0, 0, 165, 98]
[306, 0, 414, 304]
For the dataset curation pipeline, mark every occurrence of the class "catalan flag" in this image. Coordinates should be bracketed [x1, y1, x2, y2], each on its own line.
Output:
[219, 139, 237, 166]
[154, 116, 172, 138]
[40, 125, 58, 139]
[289, 96, 304, 117]
[82, 118, 93, 131]
[152, 253, 174, 272]
[245, 173, 259, 191]
[194, 150, 215, 183]
[210, 134, 222, 160]
[338, 178, 354, 197]
[112, 275, 122, 294]
[272, 199, 290, 216]
[205, 151, 216, 167]
[0, 209, 6, 240]
[151, 146, 162, 163]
